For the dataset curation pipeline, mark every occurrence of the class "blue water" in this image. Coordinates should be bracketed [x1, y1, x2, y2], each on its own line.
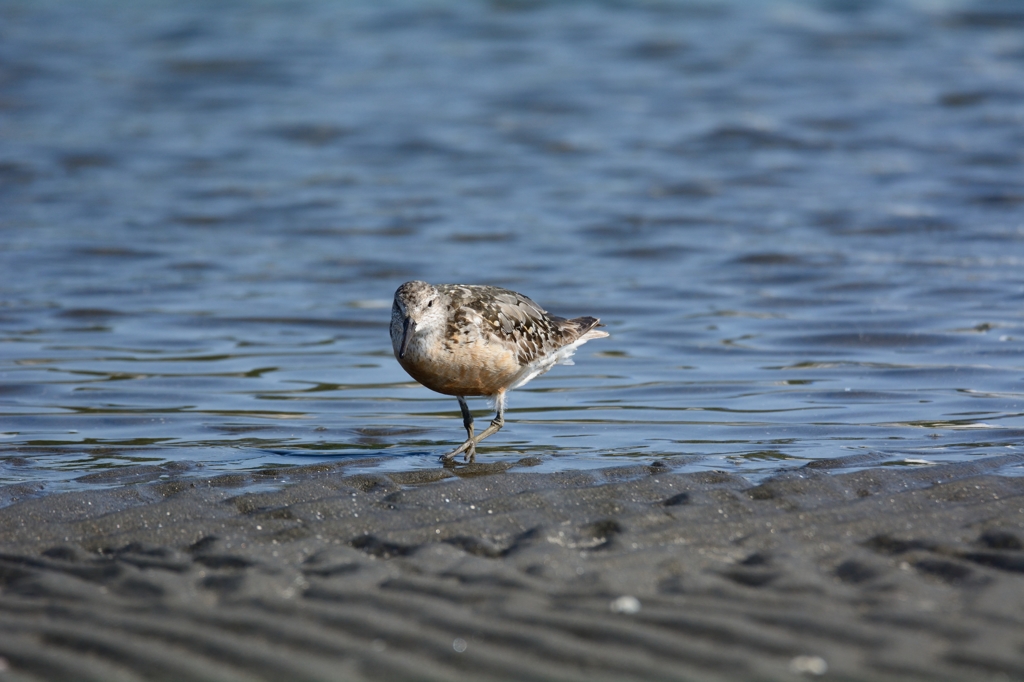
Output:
[2, 0, 1024, 498]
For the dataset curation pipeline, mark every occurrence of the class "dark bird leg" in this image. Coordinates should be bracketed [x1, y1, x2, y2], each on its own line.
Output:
[458, 396, 475, 442]
[443, 396, 476, 462]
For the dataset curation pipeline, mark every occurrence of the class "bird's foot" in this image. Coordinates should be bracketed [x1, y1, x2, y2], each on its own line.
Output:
[441, 438, 476, 464]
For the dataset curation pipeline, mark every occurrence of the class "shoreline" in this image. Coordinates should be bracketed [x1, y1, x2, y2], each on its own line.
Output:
[1, 455, 1023, 681]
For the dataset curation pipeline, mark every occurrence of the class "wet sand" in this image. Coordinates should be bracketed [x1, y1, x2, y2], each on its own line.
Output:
[1, 455, 1023, 681]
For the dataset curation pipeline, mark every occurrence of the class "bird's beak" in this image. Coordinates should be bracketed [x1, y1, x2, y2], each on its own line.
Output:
[399, 316, 415, 359]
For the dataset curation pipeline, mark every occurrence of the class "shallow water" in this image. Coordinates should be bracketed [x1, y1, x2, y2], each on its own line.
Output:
[1, 0, 1023, 498]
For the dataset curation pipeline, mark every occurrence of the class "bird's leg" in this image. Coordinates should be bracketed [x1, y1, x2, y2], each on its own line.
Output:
[464, 395, 506, 454]
[442, 393, 506, 463]
[442, 396, 476, 462]
[458, 396, 475, 442]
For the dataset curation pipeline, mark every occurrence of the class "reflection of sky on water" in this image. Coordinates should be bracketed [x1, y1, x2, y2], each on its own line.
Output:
[1, 1, 1023, 496]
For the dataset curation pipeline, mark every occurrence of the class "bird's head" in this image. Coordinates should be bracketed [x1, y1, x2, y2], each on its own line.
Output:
[391, 281, 447, 359]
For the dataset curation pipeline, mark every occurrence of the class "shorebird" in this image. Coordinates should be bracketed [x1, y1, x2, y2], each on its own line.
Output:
[390, 281, 608, 462]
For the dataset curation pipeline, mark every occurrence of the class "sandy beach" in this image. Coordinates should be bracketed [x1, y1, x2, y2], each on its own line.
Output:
[1, 454, 1023, 681]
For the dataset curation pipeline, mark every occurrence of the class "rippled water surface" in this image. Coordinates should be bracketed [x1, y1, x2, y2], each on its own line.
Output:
[2, 0, 1024, 497]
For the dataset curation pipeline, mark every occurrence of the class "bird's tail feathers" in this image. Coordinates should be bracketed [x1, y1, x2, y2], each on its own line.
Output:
[569, 316, 609, 341]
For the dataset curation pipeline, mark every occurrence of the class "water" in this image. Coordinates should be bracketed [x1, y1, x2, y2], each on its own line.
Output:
[2, 0, 1024, 499]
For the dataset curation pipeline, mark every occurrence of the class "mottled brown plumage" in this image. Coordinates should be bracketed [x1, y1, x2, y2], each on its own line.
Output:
[390, 281, 608, 462]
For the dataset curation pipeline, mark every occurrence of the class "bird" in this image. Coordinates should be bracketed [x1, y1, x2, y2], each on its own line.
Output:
[390, 281, 608, 462]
